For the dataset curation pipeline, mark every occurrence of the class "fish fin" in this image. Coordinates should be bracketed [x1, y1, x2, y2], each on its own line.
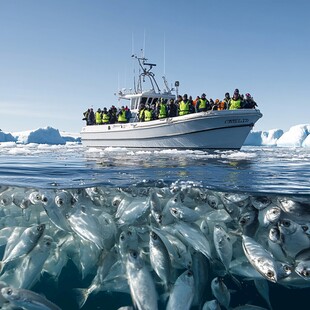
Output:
[73, 288, 89, 309]
[0, 261, 3, 274]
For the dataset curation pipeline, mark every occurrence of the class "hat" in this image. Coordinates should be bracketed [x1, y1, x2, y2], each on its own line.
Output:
[246, 93, 251, 98]
[201, 93, 206, 98]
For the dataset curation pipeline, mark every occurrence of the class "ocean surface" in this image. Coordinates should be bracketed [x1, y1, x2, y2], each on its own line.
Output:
[0, 143, 310, 310]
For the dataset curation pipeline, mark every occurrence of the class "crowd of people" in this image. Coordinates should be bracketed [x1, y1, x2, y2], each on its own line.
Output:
[83, 89, 257, 125]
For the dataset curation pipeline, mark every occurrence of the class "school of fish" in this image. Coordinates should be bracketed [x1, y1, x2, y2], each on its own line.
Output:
[0, 181, 310, 310]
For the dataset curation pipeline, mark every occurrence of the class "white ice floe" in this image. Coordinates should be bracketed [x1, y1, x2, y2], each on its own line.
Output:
[244, 124, 310, 148]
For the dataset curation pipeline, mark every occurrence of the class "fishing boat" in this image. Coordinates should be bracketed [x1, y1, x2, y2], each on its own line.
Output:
[81, 56, 262, 150]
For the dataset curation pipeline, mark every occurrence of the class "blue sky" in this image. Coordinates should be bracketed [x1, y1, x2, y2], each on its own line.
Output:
[0, 0, 309, 133]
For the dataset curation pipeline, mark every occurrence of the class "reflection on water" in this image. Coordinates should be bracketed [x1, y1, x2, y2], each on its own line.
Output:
[0, 145, 309, 194]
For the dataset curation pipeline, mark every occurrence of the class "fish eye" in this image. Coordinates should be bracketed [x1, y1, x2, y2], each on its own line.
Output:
[127, 231, 132, 236]
[120, 233, 125, 241]
[46, 241, 51, 246]
[57, 198, 63, 205]
[173, 198, 178, 203]
[187, 270, 193, 277]
[42, 197, 48, 203]
[302, 225, 308, 232]
[151, 232, 157, 240]
[6, 288, 12, 295]
[131, 250, 138, 259]
[171, 208, 178, 214]
[303, 270, 310, 277]
[284, 265, 291, 272]
[36, 194, 41, 200]
[282, 220, 290, 227]
[266, 270, 274, 278]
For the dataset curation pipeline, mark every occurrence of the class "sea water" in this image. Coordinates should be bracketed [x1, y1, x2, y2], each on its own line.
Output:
[0, 143, 309, 310]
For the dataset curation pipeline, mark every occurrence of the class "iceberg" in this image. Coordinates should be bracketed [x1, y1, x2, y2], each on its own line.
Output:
[0, 126, 81, 145]
[244, 124, 310, 148]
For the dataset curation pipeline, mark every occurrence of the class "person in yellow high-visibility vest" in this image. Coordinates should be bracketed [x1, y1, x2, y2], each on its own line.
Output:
[117, 106, 127, 123]
[95, 108, 102, 124]
[178, 94, 192, 116]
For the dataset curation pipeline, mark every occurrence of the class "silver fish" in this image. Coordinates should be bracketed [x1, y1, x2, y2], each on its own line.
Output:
[151, 227, 192, 269]
[166, 270, 195, 310]
[213, 224, 233, 271]
[0, 224, 45, 272]
[1, 286, 61, 310]
[0, 235, 55, 289]
[149, 231, 171, 289]
[278, 218, 310, 258]
[191, 249, 209, 308]
[242, 235, 279, 283]
[258, 205, 281, 227]
[251, 196, 272, 211]
[170, 205, 200, 223]
[125, 249, 158, 310]
[168, 222, 212, 260]
[118, 227, 139, 258]
[211, 277, 230, 309]
[67, 205, 116, 249]
[202, 299, 221, 310]
[267, 226, 288, 263]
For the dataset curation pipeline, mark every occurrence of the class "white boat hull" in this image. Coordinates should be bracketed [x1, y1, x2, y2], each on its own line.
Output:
[81, 109, 262, 150]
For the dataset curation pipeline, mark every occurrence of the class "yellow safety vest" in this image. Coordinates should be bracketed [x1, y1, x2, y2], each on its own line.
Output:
[102, 112, 110, 123]
[158, 103, 167, 118]
[144, 110, 152, 121]
[179, 100, 190, 116]
[118, 110, 127, 122]
[95, 111, 102, 124]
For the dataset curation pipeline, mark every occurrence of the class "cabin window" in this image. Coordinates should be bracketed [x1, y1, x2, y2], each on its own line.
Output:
[131, 98, 139, 110]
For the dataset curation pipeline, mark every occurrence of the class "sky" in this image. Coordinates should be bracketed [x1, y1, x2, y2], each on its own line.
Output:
[0, 0, 309, 134]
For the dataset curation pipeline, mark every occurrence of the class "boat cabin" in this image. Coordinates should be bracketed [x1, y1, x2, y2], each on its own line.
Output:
[116, 55, 176, 122]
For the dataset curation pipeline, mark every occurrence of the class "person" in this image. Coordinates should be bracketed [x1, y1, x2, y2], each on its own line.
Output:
[157, 98, 168, 119]
[196, 93, 210, 112]
[168, 98, 178, 117]
[242, 93, 258, 109]
[138, 103, 146, 121]
[117, 106, 127, 123]
[178, 94, 192, 116]
[144, 105, 153, 121]
[109, 106, 117, 124]
[188, 96, 195, 113]
[229, 89, 243, 110]
[212, 99, 220, 110]
[125, 106, 132, 122]
[87, 108, 95, 125]
[83, 109, 90, 125]
[193, 96, 200, 108]
[222, 92, 230, 110]
[102, 107, 110, 124]
[217, 100, 226, 110]
[95, 108, 102, 125]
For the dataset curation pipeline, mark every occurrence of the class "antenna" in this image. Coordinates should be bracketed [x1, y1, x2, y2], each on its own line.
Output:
[143, 30, 146, 57]
[164, 33, 166, 76]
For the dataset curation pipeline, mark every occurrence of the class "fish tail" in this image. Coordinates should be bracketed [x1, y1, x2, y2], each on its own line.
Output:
[73, 288, 89, 309]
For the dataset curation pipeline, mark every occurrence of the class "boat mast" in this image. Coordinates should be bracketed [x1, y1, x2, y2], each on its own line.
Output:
[132, 55, 161, 93]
